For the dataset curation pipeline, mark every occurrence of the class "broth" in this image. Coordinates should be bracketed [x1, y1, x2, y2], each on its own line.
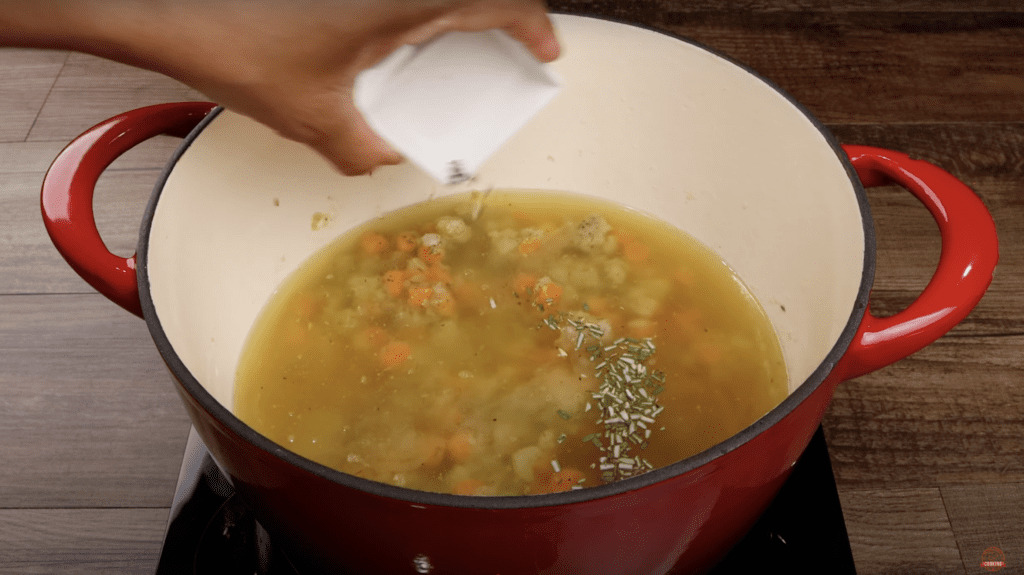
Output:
[234, 190, 787, 496]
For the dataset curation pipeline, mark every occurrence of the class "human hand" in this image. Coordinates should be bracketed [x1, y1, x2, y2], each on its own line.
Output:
[111, 1, 561, 175]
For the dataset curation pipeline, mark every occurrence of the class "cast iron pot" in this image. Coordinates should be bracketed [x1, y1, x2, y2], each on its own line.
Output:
[42, 15, 997, 575]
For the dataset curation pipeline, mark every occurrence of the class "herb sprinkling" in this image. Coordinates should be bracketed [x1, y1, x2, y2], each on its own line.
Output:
[542, 312, 665, 483]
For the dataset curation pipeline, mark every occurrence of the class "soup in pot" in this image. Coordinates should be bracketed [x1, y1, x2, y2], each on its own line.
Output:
[234, 190, 787, 496]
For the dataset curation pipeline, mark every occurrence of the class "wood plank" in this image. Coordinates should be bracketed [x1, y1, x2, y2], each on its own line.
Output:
[0, 169, 163, 295]
[826, 122, 1024, 178]
[0, 136, 188, 175]
[942, 483, 1024, 574]
[825, 336, 1024, 490]
[551, 1, 1024, 12]
[0, 141, 65, 174]
[0, 508, 166, 575]
[837, 487, 965, 574]
[548, 6, 1024, 124]
[0, 294, 192, 508]
[0, 49, 67, 143]
[27, 53, 204, 143]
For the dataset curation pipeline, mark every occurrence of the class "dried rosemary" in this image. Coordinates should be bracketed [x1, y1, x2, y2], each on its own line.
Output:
[542, 311, 665, 483]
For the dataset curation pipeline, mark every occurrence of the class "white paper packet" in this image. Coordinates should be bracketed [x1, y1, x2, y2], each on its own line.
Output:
[353, 30, 562, 184]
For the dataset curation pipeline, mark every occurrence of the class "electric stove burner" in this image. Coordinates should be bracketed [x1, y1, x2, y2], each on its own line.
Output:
[156, 427, 856, 574]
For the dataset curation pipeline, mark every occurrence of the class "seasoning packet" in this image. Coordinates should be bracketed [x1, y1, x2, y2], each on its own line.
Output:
[353, 30, 562, 184]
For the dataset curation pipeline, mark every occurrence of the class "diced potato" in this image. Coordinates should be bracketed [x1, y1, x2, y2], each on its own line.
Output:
[603, 258, 628, 286]
[537, 429, 557, 450]
[540, 368, 588, 412]
[627, 281, 670, 317]
[512, 445, 543, 482]
[548, 262, 570, 284]
[492, 420, 524, 451]
[628, 293, 660, 318]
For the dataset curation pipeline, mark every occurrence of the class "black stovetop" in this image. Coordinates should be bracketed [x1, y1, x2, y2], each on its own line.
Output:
[155, 426, 856, 574]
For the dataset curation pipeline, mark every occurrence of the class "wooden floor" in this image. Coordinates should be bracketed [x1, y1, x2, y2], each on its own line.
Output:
[1, 2, 1022, 573]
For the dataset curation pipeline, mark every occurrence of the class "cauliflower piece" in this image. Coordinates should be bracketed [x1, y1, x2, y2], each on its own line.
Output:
[436, 216, 472, 243]
[572, 215, 612, 251]
[488, 229, 519, 255]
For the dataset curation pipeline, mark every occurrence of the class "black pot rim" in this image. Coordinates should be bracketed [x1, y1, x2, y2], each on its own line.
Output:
[137, 12, 874, 511]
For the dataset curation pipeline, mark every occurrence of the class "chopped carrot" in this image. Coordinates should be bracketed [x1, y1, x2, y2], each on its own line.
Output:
[425, 264, 452, 285]
[548, 467, 586, 492]
[512, 272, 538, 298]
[360, 232, 389, 254]
[408, 285, 433, 307]
[396, 231, 418, 252]
[453, 478, 485, 496]
[429, 285, 456, 315]
[528, 469, 554, 495]
[383, 270, 406, 298]
[623, 240, 650, 263]
[446, 431, 476, 463]
[379, 340, 411, 368]
[535, 281, 563, 306]
[528, 465, 585, 494]
[518, 237, 542, 255]
[418, 244, 444, 264]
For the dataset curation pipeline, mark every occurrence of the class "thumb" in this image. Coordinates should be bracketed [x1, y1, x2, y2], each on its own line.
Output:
[309, 94, 402, 176]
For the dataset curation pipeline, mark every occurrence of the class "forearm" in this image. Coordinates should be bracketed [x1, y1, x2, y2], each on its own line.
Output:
[1, 0, 246, 92]
[0, 0, 559, 175]
[1, 1, 128, 51]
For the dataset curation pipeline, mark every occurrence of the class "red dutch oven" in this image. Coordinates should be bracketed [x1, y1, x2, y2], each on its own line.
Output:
[41, 15, 997, 575]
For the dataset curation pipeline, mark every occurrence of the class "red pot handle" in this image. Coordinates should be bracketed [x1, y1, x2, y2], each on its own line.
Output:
[41, 102, 217, 318]
[833, 145, 998, 381]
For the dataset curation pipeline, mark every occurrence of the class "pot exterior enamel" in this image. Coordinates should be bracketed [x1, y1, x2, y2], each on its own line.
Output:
[170, 364, 841, 574]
